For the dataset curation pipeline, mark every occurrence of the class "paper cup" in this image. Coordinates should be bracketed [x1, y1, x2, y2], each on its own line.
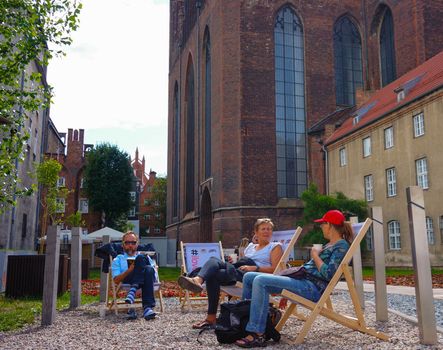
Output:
[229, 253, 238, 263]
[312, 244, 323, 252]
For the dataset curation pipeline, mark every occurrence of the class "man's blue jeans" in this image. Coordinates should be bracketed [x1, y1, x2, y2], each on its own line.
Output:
[123, 255, 156, 308]
[242, 272, 321, 334]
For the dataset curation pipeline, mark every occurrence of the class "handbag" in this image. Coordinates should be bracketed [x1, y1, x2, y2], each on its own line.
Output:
[275, 266, 307, 279]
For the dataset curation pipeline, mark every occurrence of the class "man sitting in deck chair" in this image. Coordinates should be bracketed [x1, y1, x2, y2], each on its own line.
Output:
[235, 210, 352, 348]
[111, 231, 157, 321]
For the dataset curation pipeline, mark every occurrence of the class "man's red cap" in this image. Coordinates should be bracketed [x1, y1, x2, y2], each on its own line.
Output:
[314, 210, 345, 225]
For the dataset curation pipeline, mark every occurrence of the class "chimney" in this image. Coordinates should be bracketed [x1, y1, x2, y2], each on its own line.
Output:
[355, 87, 374, 107]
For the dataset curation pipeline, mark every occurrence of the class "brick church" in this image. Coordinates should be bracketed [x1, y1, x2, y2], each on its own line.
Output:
[166, 0, 443, 246]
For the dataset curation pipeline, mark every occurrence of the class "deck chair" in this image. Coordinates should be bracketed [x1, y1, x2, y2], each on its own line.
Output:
[275, 218, 389, 344]
[106, 252, 164, 314]
[220, 226, 303, 300]
[179, 241, 224, 309]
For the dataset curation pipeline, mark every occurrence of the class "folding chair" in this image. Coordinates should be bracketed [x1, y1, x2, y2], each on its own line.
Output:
[220, 226, 303, 300]
[275, 218, 389, 344]
[106, 252, 164, 314]
[179, 241, 224, 309]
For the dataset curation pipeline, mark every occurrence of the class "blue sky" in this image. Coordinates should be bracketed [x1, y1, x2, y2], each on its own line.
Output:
[48, 0, 169, 175]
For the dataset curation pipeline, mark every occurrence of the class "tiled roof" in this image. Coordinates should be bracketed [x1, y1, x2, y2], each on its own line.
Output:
[325, 50, 443, 145]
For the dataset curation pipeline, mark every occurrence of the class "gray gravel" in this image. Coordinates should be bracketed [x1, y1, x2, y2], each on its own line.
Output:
[364, 292, 443, 328]
[0, 294, 442, 350]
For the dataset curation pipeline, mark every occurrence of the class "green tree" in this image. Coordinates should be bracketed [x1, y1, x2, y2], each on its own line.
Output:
[297, 184, 368, 246]
[0, 0, 82, 213]
[65, 211, 85, 228]
[36, 158, 69, 234]
[83, 143, 132, 229]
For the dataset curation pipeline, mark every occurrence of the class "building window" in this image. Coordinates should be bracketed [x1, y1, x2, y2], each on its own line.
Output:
[144, 214, 151, 220]
[388, 220, 401, 250]
[56, 198, 65, 213]
[384, 126, 394, 149]
[413, 113, 424, 137]
[362, 137, 371, 157]
[386, 167, 396, 197]
[426, 216, 435, 245]
[380, 7, 396, 86]
[144, 199, 149, 206]
[339, 148, 347, 166]
[154, 227, 161, 234]
[145, 226, 151, 234]
[130, 191, 136, 202]
[203, 27, 212, 179]
[79, 199, 88, 213]
[154, 200, 159, 207]
[155, 212, 161, 219]
[185, 58, 195, 213]
[172, 82, 180, 218]
[364, 175, 373, 202]
[366, 225, 373, 251]
[275, 5, 307, 199]
[128, 207, 136, 217]
[334, 16, 363, 106]
[80, 177, 85, 189]
[57, 177, 66, 188]
[416, 158, 428, 189]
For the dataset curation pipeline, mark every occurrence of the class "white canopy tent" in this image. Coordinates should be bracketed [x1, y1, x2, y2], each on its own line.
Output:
[86, 227, 124, 241]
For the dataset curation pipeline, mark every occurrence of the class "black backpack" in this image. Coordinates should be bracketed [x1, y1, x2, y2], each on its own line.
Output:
[213, 299, 281, 344]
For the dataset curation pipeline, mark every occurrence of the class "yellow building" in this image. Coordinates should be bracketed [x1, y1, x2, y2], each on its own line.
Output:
[325, 51, 443, 266]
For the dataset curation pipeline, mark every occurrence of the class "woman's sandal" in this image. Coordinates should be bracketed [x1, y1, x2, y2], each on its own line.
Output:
[177, 276, 203, 293]
[192, 319, 216, 329]
[235, 333, 267, 348]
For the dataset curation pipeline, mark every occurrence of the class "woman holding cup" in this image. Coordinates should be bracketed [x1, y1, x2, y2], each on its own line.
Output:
[177, 218, 283, 330]
[235, 210, 353, 348]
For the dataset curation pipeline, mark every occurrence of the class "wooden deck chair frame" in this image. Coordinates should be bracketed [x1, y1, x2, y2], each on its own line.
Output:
[179, 241, 224, 309]
[275, 218, 388, 344]
[220, 226, 303, 300]
[106, 252, 164, 315]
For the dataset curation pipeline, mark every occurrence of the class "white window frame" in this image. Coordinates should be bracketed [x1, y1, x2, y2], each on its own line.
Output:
[128, 207, 136, 217]
[79, 198, 88, 214]
[130, 191, 136, 202]
[364, 175, 373, 202]
[80, 177, 84, 189]
[57, 177, 66, 188]
[426, 216, 435, 245]
[154, 200, 160, 207]
[154, 227, 161, 234]
[413, 113, 424, 137]
[384, 126, 394, 149]
[388, 220, 401, 250]
[416, 158, 429, 189]
[362, 137, 371, 157]
[386, 168, 397, 197]
[56, 198, 66, 213]
[339, 148, 347, 167]
[144, 199, 149, 206]
[143, 214, 151, 220]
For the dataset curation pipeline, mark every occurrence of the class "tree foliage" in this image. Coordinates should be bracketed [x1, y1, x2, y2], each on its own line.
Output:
[297, 184, 368, 246]
[83, 143, 133, 229]
[36, 158, 69, 233]
[65, 211, 85, 228]
[0, 0, 82, 212]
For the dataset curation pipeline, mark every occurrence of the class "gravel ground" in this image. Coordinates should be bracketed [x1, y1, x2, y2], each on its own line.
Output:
[364, 292, 443, 328]
[0, 293, 442, 350]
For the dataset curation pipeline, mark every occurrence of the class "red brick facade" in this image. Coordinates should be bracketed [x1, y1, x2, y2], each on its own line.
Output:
[167, 0, 443, 246]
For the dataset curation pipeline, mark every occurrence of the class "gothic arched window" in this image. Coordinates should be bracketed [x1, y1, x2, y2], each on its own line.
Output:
[185, 59, 195, 213]
[334, 17, 363, 106]
[274, 6, 307, 199]
[172, 82, 180, 218]
[203, 27, 211, 179]
[380, 8, 396, 86]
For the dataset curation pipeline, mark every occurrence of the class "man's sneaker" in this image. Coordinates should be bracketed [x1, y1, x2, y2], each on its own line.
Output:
[143, 307, 156, 320]
[126, 308, 137, 320]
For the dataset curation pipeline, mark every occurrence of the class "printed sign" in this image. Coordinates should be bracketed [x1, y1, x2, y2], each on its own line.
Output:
[184, 243, 222, 273]
[272, 230, 295, 260]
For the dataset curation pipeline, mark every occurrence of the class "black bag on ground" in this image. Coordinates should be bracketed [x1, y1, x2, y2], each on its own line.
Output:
[214, 300, 281, 344]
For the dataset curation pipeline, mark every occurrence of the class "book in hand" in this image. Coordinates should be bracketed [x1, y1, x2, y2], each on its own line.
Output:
[127, 257, 136, 268]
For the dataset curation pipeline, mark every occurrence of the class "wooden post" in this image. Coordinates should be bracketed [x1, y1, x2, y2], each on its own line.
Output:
[350, 216, 364, 309]
[99, 235, 111, 303]
[407, 186, 437, 344]
[70, 227, 82, 308]
[371, 206, 388, 321]
[41, 225, 60, 326]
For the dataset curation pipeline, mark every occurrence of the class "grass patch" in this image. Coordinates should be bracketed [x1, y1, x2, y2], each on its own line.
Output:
[89, 267, 181, 282]
[0, 292, 100, 332]
[362, 267, 443, 278]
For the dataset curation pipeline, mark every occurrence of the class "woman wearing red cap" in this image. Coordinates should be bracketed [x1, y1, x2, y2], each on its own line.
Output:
[235, 210, 353, 348]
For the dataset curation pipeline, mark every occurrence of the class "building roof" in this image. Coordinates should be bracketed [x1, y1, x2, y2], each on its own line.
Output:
[325, 50, 443, 146]
[308, 106, 355, 134]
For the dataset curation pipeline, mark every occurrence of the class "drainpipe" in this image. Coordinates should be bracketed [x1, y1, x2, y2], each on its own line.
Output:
[196, 0, 202, 215]
[319, 140, 329, 195]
